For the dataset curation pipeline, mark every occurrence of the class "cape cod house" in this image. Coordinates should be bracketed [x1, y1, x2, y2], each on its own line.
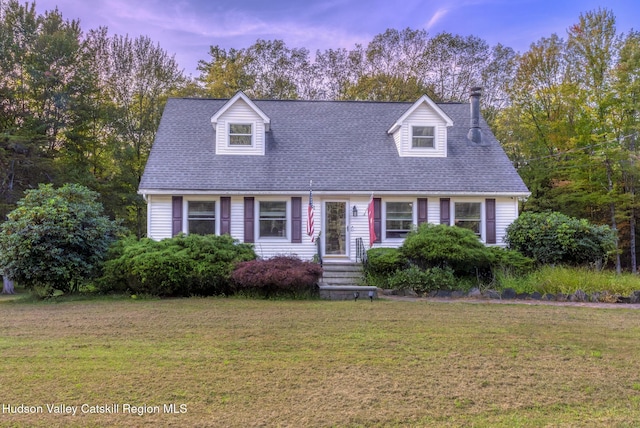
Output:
[138, 89, 529, 263]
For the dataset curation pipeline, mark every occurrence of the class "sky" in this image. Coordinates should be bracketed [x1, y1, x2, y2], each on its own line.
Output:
[32, 0, 640, 77]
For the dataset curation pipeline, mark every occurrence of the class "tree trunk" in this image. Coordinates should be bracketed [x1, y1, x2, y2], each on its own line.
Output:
[606, 159, 622, 274]
[631, 206, 637, 274]
[2, 277, 15, 294]
[629, 133, 637, 274]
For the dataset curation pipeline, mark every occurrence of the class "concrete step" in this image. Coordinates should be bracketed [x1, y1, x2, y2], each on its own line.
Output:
[321, 263, 364, 286]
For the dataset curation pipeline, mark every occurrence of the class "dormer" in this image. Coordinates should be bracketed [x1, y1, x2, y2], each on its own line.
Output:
[211, 91, 271, 156]
[387, 95, 453, 157]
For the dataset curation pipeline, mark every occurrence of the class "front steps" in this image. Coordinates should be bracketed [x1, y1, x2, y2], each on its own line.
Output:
[319, 262, 364, 286]
[318, 262, 378, 300]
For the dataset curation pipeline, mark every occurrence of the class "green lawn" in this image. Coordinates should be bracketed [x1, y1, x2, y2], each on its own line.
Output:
[1, 297, 639, 427]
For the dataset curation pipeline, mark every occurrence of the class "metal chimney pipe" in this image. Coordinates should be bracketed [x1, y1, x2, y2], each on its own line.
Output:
[467, 86, 482, 144]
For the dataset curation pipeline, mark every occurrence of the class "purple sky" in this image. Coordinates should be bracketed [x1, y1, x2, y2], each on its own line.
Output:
[32, 0, 640, 77]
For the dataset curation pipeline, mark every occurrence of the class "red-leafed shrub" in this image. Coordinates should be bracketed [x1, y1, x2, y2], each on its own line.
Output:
[231, 256, 323, 297]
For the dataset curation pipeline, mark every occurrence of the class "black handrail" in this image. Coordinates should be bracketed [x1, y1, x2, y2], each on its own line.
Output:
[316, 232, 323, 267]
[355, 237, 367, 264]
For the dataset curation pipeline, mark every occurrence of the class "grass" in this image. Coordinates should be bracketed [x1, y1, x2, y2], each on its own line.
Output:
[1, 296, 639, 427]
[497, 265, 640, 296]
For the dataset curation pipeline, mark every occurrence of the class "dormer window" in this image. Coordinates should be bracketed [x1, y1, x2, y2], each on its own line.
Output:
[229, 123, 253, 146]
[412, 126, 435, 148]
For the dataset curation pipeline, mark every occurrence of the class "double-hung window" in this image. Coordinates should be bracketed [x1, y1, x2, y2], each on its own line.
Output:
[188, 201, 216, 235]
[259, 201, 287, 238]
[229, 123, 252, 146]
[386, 202, 413, 238]
[412, 126, 435, 148]
[454, 202, 481, 236]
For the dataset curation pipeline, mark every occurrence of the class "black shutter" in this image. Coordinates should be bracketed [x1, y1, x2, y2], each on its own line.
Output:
[374, 198, 381, 243]
[220, 197, 231, 235]
[440, 198, 450, 225]
[486, 198, 496, 244]
[172, 196, 183, 236]
[417, 198, 428, 225]
[244, 197, 254, 243]
[291, 197, 302, 243]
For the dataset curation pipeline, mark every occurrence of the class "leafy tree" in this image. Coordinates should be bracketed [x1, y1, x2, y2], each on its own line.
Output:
[0, 183, 123, 294]
[88, 31, 186, 236]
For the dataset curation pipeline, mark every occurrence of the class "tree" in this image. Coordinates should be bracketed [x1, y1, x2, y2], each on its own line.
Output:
[88, 32, 185, 236]
[0, 183, 123, 294]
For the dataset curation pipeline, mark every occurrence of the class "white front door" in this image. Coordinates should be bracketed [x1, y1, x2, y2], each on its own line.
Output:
[324, 201, 348, 256]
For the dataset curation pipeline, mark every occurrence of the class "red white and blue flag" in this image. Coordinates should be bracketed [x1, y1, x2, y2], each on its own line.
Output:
[307, 182, 315, 242]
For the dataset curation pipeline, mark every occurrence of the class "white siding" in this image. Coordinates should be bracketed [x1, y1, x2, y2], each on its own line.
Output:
[496, 197, 518, 246]
[394, 104, 448, 158]
[215, 99, 266, 156]
[148, 195, 172, 240]
[230, 196, 245, 242]
[145, 194, 521, 259]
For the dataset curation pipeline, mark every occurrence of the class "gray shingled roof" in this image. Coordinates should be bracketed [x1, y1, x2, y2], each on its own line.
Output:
[139, 98, 529, 194]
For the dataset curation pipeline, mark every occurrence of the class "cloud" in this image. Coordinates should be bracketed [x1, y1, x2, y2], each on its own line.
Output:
[425, 8, 449, 30]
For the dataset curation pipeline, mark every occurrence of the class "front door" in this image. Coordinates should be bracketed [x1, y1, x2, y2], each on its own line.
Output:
[324, 201, 347, 256]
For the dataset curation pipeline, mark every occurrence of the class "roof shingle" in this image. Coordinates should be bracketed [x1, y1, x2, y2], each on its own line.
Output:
[139, 98, 529, 194]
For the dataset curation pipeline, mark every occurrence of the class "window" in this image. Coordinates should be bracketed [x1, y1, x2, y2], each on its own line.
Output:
[386, 202, 413, 238]
[229, 123, 252, 146]
[412, 126, 435, 148]
[454, 202, 481, 236]
[188, 201, 215, 235]
[259, 201, 287, 238]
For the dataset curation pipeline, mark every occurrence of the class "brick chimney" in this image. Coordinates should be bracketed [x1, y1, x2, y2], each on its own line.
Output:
[467, 86, 483, 145]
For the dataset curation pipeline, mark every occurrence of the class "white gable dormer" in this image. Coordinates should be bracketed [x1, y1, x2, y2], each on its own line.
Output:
[387, 95, 453, 157]
[211, 91, 271, 156]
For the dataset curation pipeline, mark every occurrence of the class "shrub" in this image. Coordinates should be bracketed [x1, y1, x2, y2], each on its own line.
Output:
[231, 256, 323, 297]
[388, 265, 456, 294]
[98, 234, 256, 296]
[364, 247, 406, 288]
[366, 248, 406, 275]
[505, 211, 616, 266]
[488, 247, 535, 277]
[0, 183, 123, 296]
[400, 223, 492, 277]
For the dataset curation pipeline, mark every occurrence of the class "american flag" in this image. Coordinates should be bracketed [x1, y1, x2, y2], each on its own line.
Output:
[307, 183, 315, 242]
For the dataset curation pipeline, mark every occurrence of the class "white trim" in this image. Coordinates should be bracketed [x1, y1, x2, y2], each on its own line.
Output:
[140, 189, 530, 198]
[383, 199, 415, 241]
[227, 122, 254, 147]
[449, 199, 485, 242]
[387, 94, 453, 134]
[323, 199, 350, 258]
[182, 196, 219, 235]
[211, 91, 270, 130]
[256, 198, 290, 242]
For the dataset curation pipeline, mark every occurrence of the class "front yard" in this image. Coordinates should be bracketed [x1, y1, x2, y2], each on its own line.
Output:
[1, 297, 639, 427]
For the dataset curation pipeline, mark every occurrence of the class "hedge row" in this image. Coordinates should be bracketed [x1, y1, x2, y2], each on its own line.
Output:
[98, 234, 321, 297]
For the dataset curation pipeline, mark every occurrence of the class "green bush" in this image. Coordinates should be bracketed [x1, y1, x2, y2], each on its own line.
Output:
[505, 211, 616, 266]
[400, 223, 492, 277]
[388, 265, 456, 294]
[488, 247, 535, 277]
[98, 234, 256, 296]
[363, 247, 406, 288]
